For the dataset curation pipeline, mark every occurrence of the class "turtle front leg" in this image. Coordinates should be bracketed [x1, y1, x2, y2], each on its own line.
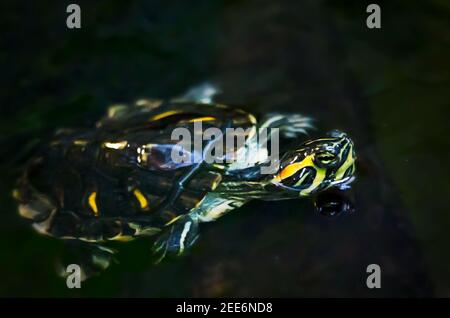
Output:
[260, 113, 315, 139]
[152, 215, 199, 263]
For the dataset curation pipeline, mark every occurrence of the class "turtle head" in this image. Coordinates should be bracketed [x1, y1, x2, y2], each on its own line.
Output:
[271, 130, 356, 196]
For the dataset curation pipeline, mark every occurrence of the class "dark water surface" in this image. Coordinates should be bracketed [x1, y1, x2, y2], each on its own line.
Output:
[0, 0, 449, 297]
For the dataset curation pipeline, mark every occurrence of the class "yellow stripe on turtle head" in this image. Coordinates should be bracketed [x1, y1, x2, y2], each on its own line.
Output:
[88, 192, 99, 216]
[273, 155, 315, 182]
[335, 144, 356, 180]
[300, 167, 326, 196]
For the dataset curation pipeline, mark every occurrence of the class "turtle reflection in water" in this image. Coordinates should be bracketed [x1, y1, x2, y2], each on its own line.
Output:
[14, 84, 356, 279]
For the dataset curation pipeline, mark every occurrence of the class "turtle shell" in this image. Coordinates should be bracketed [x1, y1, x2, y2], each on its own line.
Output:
[15, 101, 257, 242]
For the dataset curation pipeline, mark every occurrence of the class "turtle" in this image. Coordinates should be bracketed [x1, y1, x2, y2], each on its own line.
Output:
[14, 84, 357, 279]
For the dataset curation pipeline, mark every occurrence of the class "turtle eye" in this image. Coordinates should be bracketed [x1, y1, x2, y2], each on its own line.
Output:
[315, 152, 336, 166]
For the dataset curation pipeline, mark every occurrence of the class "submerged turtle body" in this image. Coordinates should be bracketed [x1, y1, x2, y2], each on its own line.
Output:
[15, 84, 357, 277]
[16, 101, 255, 238]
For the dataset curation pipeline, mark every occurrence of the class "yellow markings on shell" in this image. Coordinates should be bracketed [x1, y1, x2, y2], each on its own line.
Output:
[335, 144, 355, 180]
[73, 140, 88, 146]
[103, 141, 128, 150]
[149, 110, 183, 121]
[165, 215, 183, 226]
[133, 189, 149, 209]
[88, 192, 99, 216]
[186, 116, 216, 123]
[273, 155, 315, 182]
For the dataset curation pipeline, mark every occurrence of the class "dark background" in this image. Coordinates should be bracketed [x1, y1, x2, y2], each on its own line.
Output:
[0, 0, 449, 297]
